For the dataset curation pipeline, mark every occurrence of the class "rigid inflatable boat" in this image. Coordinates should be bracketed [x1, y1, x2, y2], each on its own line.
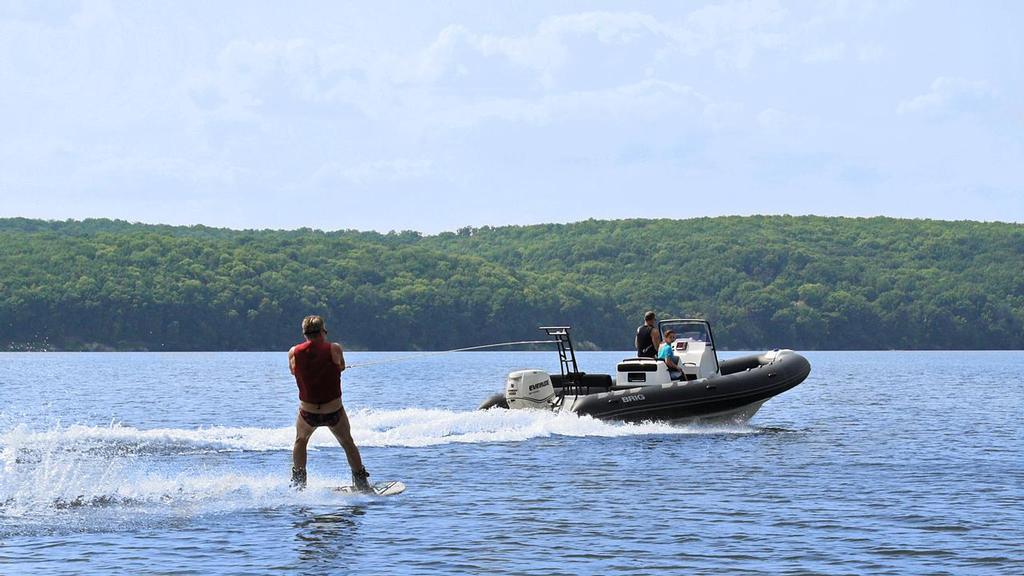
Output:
[478, 319, 810, 424]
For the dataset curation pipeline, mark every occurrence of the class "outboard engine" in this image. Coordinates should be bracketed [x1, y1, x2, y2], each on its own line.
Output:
[505, 369, 555, 409]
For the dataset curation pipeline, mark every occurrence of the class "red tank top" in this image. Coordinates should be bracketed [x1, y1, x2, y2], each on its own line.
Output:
[293, 340, 342, 403]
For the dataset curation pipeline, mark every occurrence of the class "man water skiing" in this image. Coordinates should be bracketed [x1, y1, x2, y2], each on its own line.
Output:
[288, 315, 371, 492]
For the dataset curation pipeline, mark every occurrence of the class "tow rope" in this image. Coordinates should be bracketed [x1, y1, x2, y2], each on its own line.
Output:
[344, 339, 557, 369]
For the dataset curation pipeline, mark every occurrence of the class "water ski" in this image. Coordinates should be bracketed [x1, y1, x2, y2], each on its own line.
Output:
[334, 480, 406, 496]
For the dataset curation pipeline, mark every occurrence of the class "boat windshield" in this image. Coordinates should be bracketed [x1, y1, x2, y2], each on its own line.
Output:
[659, 321, 711, 345]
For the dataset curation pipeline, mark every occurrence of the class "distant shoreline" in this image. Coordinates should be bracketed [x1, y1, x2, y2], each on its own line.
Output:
[3, 216, 1023, 351]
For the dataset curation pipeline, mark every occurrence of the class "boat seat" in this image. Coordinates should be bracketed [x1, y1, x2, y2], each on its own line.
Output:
[615, 358, 673, 386]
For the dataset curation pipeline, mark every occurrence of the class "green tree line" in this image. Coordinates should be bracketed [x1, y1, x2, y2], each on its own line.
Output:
[1, 216, 1021, 350]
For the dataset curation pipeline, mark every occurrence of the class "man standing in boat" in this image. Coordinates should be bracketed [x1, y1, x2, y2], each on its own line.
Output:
[288, 315, 371, 492]
[634, 311, 661, 358]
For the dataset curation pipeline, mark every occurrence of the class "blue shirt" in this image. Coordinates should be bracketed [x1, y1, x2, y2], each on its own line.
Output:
[658, 342, 674, 361]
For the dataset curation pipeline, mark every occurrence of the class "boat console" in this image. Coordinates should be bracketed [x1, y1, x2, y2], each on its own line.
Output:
[673, 339, 718, 380]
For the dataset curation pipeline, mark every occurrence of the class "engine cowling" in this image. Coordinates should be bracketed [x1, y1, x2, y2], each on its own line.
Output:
[505, 369, 555, 409]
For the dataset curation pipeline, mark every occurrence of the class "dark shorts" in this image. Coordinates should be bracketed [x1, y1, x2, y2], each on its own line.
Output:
[300, 409, 342, 428]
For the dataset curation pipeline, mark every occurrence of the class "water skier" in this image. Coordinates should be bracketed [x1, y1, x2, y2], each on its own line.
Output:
[288, 315, 371, 492]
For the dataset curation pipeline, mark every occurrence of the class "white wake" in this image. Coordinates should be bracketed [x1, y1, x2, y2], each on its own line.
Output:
[0, 407, 754, 524]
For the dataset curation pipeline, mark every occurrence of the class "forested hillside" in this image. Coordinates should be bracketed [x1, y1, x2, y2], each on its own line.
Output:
[1, 216, 1021, 351]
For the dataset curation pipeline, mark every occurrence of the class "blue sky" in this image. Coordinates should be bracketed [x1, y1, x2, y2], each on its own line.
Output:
[1, 1, 1021, 233]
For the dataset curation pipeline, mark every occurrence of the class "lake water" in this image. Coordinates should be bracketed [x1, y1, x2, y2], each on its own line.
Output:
[1, 350, 1022, 575]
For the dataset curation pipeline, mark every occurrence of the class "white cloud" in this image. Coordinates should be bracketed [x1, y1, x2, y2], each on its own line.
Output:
[756, 108, 789, 130]
[680, 0, 788, 68]
[184, 2, 836, 130]
[194, 39, 333, 114]
[3, 1, 1021, 231]
[440, 79, 713, 128]
[185, 14, 743, 145]
[898, 77, 998, 117]
[311, 158, 435, 186]
[407, 3, 794, 87]
[856, 43, 884, 62]
[803, 42, 846, 63]
[406, 12, 673, 88]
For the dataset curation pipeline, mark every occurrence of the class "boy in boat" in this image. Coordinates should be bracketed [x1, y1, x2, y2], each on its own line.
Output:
[288, 315, 371, 491]
[658, 330, 683, 380]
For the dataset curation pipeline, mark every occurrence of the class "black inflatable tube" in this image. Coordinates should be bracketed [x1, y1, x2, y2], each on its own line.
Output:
[718, 353, 764, 375]
[572, 351, 810, 422]
[478, 392, 509, 410]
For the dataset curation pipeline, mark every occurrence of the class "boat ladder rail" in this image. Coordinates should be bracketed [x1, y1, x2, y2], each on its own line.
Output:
[538, 326, 584, 396]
